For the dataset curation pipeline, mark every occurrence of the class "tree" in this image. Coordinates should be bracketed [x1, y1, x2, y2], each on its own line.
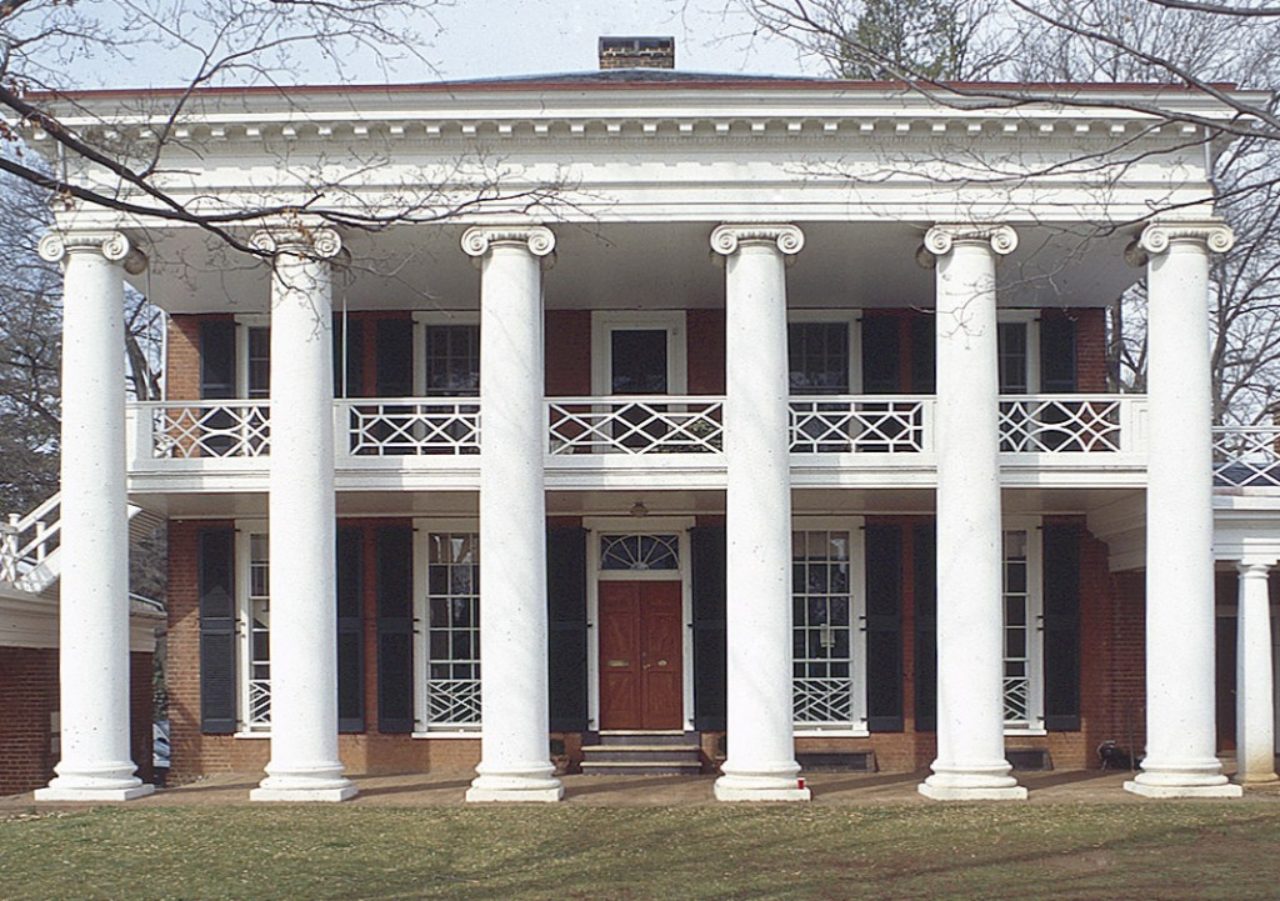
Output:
[730, 0, 1280, 424]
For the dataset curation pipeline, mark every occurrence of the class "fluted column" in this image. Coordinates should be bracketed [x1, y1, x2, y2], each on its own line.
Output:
[1126, 220, 1242, 798]
[35, 231, 153, 802]
[1236, 561, 1278, 784]
[918, 224, 1026, 801]
[250, 227, 355, 802]
[462, 226, 563, 803]
[711, 224, 810, 802]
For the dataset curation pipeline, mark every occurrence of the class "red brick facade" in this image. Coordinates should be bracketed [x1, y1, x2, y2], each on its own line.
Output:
[0, 646, 153, 795]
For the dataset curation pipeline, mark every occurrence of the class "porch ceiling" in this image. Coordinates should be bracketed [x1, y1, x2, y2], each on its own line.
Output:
[136, 221, 1136, 315]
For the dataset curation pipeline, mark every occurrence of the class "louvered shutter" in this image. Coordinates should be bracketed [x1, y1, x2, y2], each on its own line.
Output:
[376, 525, 415, 733]
[198, 527, 237, 734]
[690, 525, 727, 731]
[547, 527, 589, 732]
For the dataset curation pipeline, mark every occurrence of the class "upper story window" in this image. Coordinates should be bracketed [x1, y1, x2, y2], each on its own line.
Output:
[789, 322, 851, 395]
[245, 326, 271, 399]
[998, 321, 1031, 394]
[424, 324, 480, 397]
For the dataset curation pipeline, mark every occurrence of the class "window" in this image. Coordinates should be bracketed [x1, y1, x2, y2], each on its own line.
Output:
[425, 325, 480, 397]
[419, 531, 481, 729]
[246, 327, 270, 399]
[998, 322, 1030, 394]
[599, 534, 680, 571]
[789, 322, 851, 394]
[1002, 525, 1044, 730]
[792, 526, 865, 729]
[238, 530, 271, 732]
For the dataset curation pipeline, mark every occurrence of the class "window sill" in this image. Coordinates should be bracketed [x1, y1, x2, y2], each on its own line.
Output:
[794, 728, 871, 738]
[411, 730, 481, 740]
[233, 731, 271, 739]
[1003, 727, 1048, 737]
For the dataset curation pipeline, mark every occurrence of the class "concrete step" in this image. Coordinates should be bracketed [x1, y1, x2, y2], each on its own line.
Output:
[579, 759, 705, 777]
[582, 745, 702, 765]
[598, 730, 697, 748]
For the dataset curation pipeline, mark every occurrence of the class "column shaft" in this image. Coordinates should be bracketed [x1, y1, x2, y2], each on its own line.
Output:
[464, 227, 562, 803]
[920, 225, 1025, 801]
[1236, 563, 1277, 784]
[1127, 222, 1241, 798]
[36, 233, 152, 802]
[712, 224, 809, 802]
[252, 231, 355, 802]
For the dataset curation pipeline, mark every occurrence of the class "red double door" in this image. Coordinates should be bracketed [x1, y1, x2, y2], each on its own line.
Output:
[598, 581, 684, 730]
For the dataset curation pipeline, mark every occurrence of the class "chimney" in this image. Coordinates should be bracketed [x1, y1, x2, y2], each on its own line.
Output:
[598, 36, 675, 70]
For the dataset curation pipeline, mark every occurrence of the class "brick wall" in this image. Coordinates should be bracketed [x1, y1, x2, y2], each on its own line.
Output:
[545, 310, 592, 396]
[0, 647, 153, 795]
[686, 309, 725, 394]
[1074, 307, 1109, 392]
[166, 314, 208, 401]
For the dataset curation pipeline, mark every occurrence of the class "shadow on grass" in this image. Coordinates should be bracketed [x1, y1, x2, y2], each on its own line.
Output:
[357, 779, 472, 798]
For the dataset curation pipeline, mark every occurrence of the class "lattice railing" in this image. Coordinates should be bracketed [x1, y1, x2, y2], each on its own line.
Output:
[146, 402, 271, 458]
[426, 678, 482, 725]
[547, 397, 723, 455]
[247, 679, 271, 727]
[1214, 426, 1280, 487]
[793, 677, 853, 724]
[341, 399, 480, 456]
[0, 493, 60, 586]
[998, 396, 1123, 453]
[1003, 676, 1030, 725]
[790, 397, 928, 453]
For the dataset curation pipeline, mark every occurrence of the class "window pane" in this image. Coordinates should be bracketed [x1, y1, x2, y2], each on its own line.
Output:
[611, 330, 667, 394]
[425, 325, 480, 397]
[789, 323, 850, 394]
[425, 531, 482, 727]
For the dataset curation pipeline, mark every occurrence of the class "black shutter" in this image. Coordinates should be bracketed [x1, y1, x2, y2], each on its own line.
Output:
[910, 314, 936, 394]
[691, 525, 727, 731]
[861, 315, 899, 394]
[1042, 523, 1082, 731]
[864, 524, 904, 732]
[198, 527, 237, 734]
[547, 527, 588, 732]
[1040, 314, 1077, 393]
[376, 525, 415, 733]
[333, 317, 365, 399]
[375, 319, 414, 397]
[336, 526, 365, 733]
[199, 320, 236, 399]
[913, 522, 937, 732]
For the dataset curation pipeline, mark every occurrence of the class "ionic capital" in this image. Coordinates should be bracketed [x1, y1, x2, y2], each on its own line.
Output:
[461, 225, 556, 259]
[250, 226, 343, 259]
[917, 224, 1018, 268]
[38, 230, 148, 274]
[1237, 560, 1275, 578]
[1126, 220, 1234, 267]
[709, 224, 805, 258]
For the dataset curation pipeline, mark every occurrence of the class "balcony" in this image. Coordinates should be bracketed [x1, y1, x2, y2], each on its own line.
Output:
[126, 393, 1153, 493]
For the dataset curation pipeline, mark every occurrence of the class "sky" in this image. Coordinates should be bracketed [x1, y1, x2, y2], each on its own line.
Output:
[65, 0, 817, 89]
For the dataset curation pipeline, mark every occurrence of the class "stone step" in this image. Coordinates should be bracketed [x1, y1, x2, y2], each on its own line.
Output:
[579, 759, 705, 777]
[597, 730, 696, 748]
[582, 745, 702, 765]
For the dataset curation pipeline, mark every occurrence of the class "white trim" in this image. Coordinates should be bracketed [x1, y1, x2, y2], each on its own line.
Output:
[1003, 515, 1045, 732]
[583, 515, 697, 732]
[791, 514, 867, 731]
[591, 311, 688, 396]
[411, 517, 481, 733]
[233, 517, 269, 736]
[233, 314, 269, 400]
[787, 309, 863, 394]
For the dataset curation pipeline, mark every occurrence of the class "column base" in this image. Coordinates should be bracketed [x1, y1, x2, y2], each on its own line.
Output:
[250, 785, 359, 803]
[918, 783, 1028, 801]
[466, 765, 563, 803]
[1234, 772, 1279, 786]
[1124, 779, 1243, 799]
[34, 783, 155, 803]
[252, 765, 357, 802]
[714, 768, 811, 802]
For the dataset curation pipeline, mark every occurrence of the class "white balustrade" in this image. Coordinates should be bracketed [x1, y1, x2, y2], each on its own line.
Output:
[790, 396, 929, 453]
[1213, 426, 1280, 487]
[340, 399, 480, 456]
[143, 402, 271, 458]
[998, 395, 1124, 453]
[547, 396, 724, 455]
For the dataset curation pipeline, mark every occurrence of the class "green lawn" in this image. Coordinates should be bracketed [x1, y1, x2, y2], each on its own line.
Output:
[1, 803, 1278, 899]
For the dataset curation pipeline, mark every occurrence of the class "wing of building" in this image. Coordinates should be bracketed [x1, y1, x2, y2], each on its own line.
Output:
[4, 37, 1277, 801]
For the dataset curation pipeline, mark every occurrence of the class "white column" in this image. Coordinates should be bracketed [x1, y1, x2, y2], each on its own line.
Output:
[462, 226, 562, 803]
[1126, 221, 1241, 798]
[35, 231, 153, 802]
[250, 227, 356, 803]
[1236, 561, 1278, 784]
[918, 224, 1026, 801]
[710, 224, 810, 802]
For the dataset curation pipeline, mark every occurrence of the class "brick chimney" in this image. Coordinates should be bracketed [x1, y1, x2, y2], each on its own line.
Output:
[598, 36, 675, 70]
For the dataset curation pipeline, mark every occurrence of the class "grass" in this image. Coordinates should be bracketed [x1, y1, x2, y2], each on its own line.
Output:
[2, 802, 1279, 899]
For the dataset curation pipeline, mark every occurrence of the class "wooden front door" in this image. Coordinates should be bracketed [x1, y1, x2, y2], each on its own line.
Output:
[599, 581, 683, 730]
